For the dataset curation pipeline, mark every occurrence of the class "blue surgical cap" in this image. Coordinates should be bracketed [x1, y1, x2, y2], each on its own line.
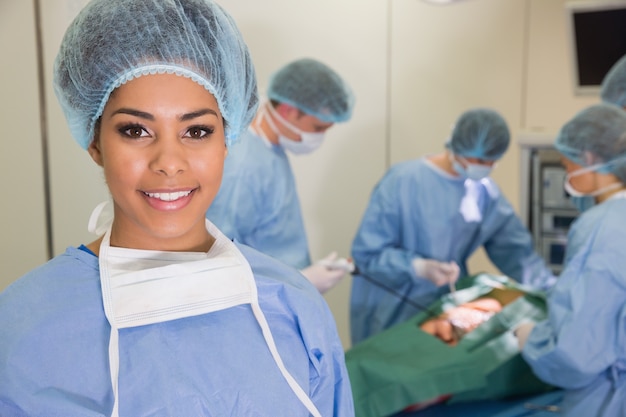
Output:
[555, 103, 626, 183]
[53, 0, 258, 149]
[447, 108, 510, 160]
[601, 55, 626, 108]
[267, 58, 355, 123]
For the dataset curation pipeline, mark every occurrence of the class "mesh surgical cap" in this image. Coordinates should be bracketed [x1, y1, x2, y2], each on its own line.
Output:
[447, 108, 510, 160]
[53, 0, 258, 149]
[555, 103, 626, 183]
[601, 55, 626, 108]
[267, 58, 355, 123]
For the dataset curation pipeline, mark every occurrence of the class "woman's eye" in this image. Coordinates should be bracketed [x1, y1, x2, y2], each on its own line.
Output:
[185, 126, 214, 139]
[119, 125, 148, 138]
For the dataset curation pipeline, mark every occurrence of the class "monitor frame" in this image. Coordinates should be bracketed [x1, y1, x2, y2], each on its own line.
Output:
[565, 0, 626, 95]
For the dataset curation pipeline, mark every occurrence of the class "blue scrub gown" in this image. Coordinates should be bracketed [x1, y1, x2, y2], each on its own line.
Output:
[206, 128, 311, 269]
[522, 196, 626, 417]
[0, 244, 353, 416]
[350, 158, 554, 344]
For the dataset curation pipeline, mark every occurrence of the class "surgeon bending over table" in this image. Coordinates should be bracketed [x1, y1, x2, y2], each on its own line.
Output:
[350, 108, 555, 344]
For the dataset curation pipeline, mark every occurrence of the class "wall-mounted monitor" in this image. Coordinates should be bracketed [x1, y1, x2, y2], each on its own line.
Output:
[566, 0, 626, 95]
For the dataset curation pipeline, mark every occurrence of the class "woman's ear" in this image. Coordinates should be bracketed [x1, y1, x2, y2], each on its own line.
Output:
[87, 132, 103, 167]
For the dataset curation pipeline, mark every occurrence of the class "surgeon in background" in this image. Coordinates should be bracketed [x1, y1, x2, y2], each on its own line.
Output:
[601, 54, 626, 108]
[516, 103, 626, 417]
[206, 58, 356, 293]
[350, 108, 555, 344]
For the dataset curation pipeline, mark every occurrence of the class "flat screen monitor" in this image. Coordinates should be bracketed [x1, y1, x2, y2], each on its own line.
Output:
[566, 0, 626, 94]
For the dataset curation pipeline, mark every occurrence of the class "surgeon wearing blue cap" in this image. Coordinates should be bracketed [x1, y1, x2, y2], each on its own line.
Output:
[0, 1, 353, 416]
[350, 108, 555, 344]
[206, 58, 356, 294]
[516, 103, 626, 417]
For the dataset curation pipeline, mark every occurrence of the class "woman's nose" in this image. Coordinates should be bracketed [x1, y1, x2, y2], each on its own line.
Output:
[149, 137, 187, 176]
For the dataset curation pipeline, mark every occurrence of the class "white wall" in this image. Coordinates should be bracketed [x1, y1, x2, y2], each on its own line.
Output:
[525, 0, 597, 132]
[0, 2, 48, 288]
[390, 0, 526, 162]
[40, 0, 108, 258]
[0, 0, 605, 350]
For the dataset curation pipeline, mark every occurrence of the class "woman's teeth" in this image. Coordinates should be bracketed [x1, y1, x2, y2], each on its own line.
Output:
[145, 190, 191, 201]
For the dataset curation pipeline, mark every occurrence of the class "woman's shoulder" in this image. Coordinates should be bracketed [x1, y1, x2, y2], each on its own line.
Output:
[236, 243, 330, 311]
[238, 243, 315, 290]
[238, 244, 346, 359]
[1, 247, 100, 313]
[0, 248, 103, 355]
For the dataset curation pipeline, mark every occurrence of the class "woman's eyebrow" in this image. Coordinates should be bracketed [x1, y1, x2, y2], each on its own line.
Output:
[109, 108, 218, 121]
[111, 108, 154, 120]
[180, 109, 218, 121]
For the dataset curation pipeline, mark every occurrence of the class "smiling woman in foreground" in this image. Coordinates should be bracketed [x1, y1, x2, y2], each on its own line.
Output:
[0, 1, 353, 416]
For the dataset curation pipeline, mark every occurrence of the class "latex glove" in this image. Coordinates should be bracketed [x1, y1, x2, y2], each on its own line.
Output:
[412, 259, 460, 287]
[514, 321, 535, 350]
[300, 252, 353, 294]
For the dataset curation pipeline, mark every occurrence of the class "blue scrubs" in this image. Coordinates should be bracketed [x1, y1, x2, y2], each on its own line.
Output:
[350, 158, 554, 344]
[0, 245, 352, 416]
[522, 196, 626, 417]
[207, 128, 310, 269]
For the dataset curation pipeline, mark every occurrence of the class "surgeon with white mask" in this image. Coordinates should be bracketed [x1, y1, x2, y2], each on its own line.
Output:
[513, 103, 626, 417]
[0, 1, 353, 416]
[206, 58, 356, 293]
[350, 108, 555, 344]
[561, 54, 626, 216]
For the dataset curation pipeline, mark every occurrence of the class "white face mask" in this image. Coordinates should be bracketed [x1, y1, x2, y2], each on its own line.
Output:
[450, 154, 494, 180]
[265, 103, 325, 155]
[93, 213, 322, 417]
[564, 162, 623, 199]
